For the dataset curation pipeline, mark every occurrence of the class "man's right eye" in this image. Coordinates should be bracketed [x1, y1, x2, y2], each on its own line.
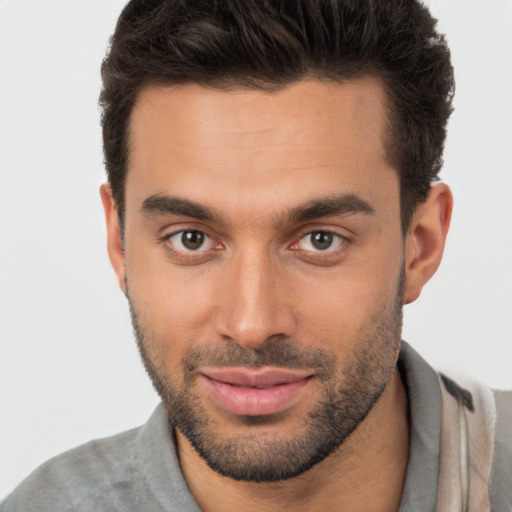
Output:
[166, 230, 216, 253]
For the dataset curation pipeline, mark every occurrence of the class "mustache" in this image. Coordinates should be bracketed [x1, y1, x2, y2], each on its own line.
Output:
[182, 337, 336, 380]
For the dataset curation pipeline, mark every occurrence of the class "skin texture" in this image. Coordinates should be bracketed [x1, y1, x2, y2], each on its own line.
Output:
[101, 79, 452, 511]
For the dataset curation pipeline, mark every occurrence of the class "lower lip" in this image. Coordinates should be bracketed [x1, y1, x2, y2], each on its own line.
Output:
[202, 376, 312, 416]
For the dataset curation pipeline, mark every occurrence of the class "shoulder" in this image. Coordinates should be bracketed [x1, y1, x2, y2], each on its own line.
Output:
[1, 404, 198, 512]
[493, 388, 512, 455]
[490, 388, 512, 507]
[494, 387, 512, 418]
[0, 426, 149, 512]
[437, 372, 512, 507]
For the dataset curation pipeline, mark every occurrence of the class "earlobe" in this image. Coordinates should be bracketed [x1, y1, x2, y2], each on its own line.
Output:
[99, 183, 127, 293]
[403, 183, 453, 304]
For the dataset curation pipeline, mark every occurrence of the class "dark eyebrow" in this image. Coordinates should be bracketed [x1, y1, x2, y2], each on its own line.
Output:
[287, 194, 375, 224]
[141, 194, 224, 224]
[141, 192, 374, 227]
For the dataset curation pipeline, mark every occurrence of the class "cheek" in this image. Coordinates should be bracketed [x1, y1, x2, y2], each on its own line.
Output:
[293, 259, 402, 349]
[132, 275, 214, 335]
[296, 282, 374, 341]
[125, 247, 219, 364]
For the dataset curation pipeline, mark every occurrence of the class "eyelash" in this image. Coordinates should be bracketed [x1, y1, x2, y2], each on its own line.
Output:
[288, 229, 350, 264]
[160, 229, 222, 262]
[160, 228, 350, 263]
[291, 230, 345, 252]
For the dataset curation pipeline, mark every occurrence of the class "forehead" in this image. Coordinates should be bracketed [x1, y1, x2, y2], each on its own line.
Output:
[125, 79, 397, 221]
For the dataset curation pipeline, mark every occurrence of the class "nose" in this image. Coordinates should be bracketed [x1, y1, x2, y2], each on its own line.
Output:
[213, 249, 297, 350]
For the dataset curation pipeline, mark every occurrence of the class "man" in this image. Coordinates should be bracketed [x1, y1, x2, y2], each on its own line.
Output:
[1, 0, 511, 510]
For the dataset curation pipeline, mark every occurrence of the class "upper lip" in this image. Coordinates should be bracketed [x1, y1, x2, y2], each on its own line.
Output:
[200, 367, 314, 388]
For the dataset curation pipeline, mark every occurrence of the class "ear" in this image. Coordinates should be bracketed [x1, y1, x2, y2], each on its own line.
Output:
[100, 183, 126, 293]
[403, 183, 453, 304]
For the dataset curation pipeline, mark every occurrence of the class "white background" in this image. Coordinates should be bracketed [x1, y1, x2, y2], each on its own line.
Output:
[1, 0, 511, 498]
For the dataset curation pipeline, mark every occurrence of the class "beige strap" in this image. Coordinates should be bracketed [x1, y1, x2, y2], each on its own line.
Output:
[436, 373, 496, 512]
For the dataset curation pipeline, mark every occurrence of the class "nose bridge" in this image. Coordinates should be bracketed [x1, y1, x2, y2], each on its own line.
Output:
[214, 244, 295, 349]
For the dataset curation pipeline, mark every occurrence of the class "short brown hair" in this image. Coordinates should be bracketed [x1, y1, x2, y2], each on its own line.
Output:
[100, 0, 454, 231]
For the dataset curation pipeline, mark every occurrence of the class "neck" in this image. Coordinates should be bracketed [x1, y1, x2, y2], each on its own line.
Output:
[177, 369, 409, 512]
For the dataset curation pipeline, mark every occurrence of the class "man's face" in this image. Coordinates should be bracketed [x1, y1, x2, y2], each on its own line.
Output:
[121, 79, 405, 481]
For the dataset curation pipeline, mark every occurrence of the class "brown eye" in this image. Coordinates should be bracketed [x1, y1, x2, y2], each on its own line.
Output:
[167, 230, 215, 252]
[311, 232, 334, 250]
[181, 230, 205, 250]
[297, 231, 344, 252]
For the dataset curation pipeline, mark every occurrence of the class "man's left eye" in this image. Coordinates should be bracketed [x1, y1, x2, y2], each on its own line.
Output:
[296, 231, 345, 252]
[167, 230, 216, 252]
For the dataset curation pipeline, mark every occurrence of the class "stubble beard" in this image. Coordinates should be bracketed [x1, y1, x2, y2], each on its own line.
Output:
[127, 273, 404, 483]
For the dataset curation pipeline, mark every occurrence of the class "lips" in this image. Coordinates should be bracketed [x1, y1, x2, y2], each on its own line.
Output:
[200, 367, 314, 416]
